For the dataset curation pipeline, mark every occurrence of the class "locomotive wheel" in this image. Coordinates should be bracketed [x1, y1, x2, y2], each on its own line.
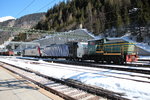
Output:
[113, 57, 119, 64]
[115, 57, 124, 64]
[94, 60, 99, 63]
[118, 57, 124, 65]
[107, 60, 111, 64]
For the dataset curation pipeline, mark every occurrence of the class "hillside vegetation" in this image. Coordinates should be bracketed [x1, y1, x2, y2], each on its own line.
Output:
[35, 0, 149, 36]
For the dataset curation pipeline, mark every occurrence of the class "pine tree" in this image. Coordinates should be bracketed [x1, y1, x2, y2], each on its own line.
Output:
[34, 0, 149, 36]
[86, 2, 93, 31]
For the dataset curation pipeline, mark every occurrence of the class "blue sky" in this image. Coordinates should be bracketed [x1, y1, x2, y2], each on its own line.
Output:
[0, 0, 65, 18]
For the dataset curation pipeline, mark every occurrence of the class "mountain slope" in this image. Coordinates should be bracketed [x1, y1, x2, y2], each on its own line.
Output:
[0, 13, 46, 44]
[35, 0, 150, 35]
[0, 13, 45, 28]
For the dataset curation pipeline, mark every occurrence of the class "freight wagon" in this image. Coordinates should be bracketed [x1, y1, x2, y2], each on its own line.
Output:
[22, 46, 41, 57]
[0, 50, 14, 56]
[42, 42, 88, 60]
[23, 42, 88, 61]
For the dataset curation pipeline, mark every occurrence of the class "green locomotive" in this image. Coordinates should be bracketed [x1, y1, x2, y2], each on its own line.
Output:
[84, 38, 138, 64]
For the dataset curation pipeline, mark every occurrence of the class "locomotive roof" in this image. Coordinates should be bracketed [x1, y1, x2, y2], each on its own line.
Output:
[88, 38, 107, 41]
[88, 37, 132, 43]
[106, 38, 127, 43]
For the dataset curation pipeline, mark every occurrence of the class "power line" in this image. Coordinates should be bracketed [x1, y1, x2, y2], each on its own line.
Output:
[36, 0, 56, 12]
[15, 0, 35, 18]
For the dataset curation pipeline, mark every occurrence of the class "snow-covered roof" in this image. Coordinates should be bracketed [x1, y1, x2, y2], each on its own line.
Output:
[34, 29, 95, 47]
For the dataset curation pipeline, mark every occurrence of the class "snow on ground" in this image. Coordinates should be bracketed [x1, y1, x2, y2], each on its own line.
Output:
[139, 56, 150, 60]
[113, 35, 150, 53]
[0, 57, 150, 100]
[136, 43, 150, 52]
[107, 64, 150, 70]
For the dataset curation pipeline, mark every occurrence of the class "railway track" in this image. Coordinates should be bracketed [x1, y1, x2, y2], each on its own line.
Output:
[22, 59, 150, 84]
[52, 60, 150, 75]
[17, 56, 150, 67]
[16, 57, 150, 83]
[0, 61, 129, 100]
[127, 61, 150, 67]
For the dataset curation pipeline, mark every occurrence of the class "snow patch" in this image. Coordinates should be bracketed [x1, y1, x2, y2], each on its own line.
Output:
[0, 16, 16, 22]
[121, 36, 150, 53]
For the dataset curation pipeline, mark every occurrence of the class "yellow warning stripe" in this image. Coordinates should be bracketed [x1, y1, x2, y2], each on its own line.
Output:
[103, 53, 121, 55]
[96, 51, 104, 53]
[97, 43, 135, 46]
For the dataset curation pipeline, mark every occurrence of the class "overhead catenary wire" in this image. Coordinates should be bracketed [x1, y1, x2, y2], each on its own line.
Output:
[15, 0, 35, 18]
[36, 0, 56, 12]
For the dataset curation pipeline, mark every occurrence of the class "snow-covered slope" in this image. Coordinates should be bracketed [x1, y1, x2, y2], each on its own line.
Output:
[121, 36, 150, 55]
[84, 30, 150, 55]
[0, 16, 16, 22]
